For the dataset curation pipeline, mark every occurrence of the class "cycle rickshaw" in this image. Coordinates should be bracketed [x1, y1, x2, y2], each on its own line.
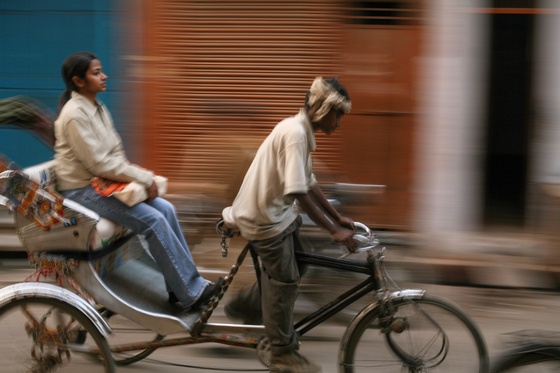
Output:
[0, 158, 489, 372]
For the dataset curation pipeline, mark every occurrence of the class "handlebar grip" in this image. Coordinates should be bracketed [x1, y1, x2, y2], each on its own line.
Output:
[351, 222, 377, 253]
[353, 234, 371, 245]
[353, 221, 371, 235]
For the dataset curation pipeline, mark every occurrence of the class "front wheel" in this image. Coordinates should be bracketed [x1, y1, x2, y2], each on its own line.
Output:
[0, 297, 115, 373]
[490, 343, 560, 372]
[339, 294, 489, 372]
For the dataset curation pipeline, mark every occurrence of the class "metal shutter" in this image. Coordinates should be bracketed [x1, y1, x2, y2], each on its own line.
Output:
[141, 0, 347, 195]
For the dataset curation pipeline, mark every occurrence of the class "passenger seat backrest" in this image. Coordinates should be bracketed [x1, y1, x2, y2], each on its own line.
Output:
[17, 161, 129, 253]
[22, 160, 57, 190]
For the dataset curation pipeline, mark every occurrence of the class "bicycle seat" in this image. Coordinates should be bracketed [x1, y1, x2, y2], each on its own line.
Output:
[4, 160, 129, 254]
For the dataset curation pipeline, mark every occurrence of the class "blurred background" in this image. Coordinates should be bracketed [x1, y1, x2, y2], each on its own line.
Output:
[1, 0, 560, 288]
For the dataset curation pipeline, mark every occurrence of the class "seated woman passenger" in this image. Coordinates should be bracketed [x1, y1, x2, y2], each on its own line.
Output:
[53, 51, 222, 310]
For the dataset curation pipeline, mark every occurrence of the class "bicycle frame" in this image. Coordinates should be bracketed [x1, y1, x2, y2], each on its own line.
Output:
[293, 250, 379, 336]
[92, 248, 396, 363]
[2, 207, 487, 372]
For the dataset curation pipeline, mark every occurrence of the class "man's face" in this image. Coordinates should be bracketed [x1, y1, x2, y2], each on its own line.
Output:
[315, 108, 344, 135]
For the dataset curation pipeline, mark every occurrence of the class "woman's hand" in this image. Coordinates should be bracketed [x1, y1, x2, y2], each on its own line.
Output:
[146, 181, 159, 202]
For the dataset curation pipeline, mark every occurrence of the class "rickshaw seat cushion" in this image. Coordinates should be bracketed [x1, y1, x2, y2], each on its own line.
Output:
[21, 160, 57, 189]
[19, 161, 130, 252]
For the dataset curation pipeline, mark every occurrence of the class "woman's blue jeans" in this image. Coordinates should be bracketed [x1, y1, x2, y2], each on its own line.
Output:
[61, 185, 208, 307]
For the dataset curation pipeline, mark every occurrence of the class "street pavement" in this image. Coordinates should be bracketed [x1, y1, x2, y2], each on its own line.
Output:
[2, 202, 560, 372]
[1, 236, 560, 372]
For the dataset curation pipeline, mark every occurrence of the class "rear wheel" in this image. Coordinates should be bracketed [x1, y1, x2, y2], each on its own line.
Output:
[0, 297, 115, 372]
[340, 294, 489, 372]
[98, 308, 163, 366]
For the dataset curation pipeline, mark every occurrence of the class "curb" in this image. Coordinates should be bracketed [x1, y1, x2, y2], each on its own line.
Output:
[389, 254, 560, 290]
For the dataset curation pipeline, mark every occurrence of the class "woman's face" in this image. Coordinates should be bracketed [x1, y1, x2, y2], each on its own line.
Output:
[75, 59, 107, 100]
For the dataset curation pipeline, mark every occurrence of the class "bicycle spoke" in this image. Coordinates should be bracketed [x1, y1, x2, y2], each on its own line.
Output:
[0, 298, 115, 372]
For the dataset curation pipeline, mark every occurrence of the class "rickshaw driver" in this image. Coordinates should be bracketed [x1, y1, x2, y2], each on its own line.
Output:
[222, 77, 356, 373]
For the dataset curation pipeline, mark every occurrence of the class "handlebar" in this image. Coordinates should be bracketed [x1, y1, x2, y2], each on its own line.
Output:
[348, 221, 379, 256]
[216, 219, 379, 256]
[353, 221, 371, 236]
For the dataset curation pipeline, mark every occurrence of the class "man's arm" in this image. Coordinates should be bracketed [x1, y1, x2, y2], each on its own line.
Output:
[308, 183, 354, 229]
[294, 190, 356, 251]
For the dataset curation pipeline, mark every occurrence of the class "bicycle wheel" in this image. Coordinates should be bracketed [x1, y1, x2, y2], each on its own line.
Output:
[491, 344, 560, 372]
[0, 297, 115, 373]
[340, 294, 489, 372]
[98, 307, 163, 366]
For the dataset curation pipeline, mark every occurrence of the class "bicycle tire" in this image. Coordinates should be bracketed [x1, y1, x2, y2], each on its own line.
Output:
[490, 343, 560, 372]
[0, 297, 116, 373]
[339, 293, 489, 372]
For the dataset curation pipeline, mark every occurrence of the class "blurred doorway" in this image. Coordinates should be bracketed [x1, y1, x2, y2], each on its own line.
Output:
[482, 4, 535, 227]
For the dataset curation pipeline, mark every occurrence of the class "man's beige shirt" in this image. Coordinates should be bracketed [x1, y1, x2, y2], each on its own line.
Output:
[54, 92, 153, 191]
[223, 109, 318, 240]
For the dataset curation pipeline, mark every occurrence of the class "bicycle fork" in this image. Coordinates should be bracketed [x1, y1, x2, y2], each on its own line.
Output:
[373, 254, 450, 371]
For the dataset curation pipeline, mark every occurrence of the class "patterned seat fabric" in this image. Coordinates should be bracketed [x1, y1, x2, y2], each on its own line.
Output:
[19, 161, 130, 252]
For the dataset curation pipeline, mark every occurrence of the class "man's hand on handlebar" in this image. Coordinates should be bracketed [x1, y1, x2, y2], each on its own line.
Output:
[332, 227, 357, 253]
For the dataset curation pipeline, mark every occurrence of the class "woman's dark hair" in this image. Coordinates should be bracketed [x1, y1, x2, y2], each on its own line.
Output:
[56, 51, 97, 114]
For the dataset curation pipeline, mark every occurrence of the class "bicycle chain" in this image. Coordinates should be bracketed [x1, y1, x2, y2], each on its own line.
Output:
[192, 243, 250, 334]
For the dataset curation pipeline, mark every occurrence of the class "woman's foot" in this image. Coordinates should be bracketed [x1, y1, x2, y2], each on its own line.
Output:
[168, 292, 180, 305]
[190, 277, 225, 310]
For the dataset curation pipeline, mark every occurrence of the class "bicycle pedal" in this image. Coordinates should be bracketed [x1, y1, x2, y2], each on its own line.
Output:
[389, 318, 408, 333]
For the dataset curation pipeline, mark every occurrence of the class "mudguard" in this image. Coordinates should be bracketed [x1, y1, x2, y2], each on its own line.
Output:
[0, 282, 111, 338]
[348, 289, 426, 326]
[338, 289, 425, 365]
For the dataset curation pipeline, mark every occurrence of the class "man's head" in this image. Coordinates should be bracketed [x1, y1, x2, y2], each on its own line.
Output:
[305, 77, 351, 134]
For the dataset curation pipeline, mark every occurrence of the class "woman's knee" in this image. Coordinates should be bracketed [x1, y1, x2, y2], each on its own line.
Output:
[151, 197, 177, 217]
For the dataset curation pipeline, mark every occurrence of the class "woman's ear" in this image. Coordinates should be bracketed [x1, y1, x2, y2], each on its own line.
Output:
[72, 76, 84, 89]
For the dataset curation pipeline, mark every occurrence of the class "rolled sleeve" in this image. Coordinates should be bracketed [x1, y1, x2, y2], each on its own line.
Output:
[283, 141, 312, 195]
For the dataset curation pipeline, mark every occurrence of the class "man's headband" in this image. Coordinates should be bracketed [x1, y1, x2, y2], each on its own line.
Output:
[308, 77, 352, 121]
